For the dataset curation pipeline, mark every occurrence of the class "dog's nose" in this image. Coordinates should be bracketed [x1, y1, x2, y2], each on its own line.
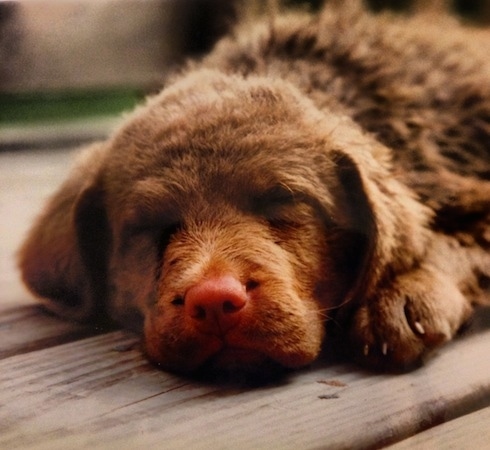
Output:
[185, 275, 248, 335]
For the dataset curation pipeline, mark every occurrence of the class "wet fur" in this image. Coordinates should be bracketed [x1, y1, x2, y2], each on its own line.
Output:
[19, 3, 490, 374]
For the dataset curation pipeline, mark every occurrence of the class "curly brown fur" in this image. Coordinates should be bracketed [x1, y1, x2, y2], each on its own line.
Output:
[18, 2, 490, 375]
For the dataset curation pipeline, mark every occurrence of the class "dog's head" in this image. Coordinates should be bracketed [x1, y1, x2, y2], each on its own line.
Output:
[19, 70, 429, 376]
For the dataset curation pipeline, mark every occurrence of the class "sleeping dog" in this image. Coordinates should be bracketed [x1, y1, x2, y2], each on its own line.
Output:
[19, 2, 490, 376]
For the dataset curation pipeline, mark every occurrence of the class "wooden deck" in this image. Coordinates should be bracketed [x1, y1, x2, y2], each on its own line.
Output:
[1, 142, 489, 449]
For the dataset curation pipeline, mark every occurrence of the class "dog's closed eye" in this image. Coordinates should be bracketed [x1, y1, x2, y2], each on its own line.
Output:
[157, 222, 183, 261]
[252, 186, 299, 219]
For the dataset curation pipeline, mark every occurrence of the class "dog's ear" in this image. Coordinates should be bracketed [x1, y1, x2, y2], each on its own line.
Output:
[328, 150, 377, 305]
[327, 130, 432, 306]
[18, 142, 111, 322]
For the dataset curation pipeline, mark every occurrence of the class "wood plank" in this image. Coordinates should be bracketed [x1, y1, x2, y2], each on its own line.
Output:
[0, 304, 103, 360]
[1, 326, 489, 450]
[1, 117, 121, 151]
[386, 406, 490, 449]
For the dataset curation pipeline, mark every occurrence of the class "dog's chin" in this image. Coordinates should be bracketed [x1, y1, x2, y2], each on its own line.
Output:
[146, 333, 313, 385]
[211, 346, 267, 368]
[161, 347, 291, 387]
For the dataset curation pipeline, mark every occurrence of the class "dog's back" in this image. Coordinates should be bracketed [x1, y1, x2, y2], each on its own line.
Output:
[198, 2, 490, 279]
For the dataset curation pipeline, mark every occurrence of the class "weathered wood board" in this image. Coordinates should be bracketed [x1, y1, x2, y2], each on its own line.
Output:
[387, 406, 490, 449]
[0, 325, 489, 449]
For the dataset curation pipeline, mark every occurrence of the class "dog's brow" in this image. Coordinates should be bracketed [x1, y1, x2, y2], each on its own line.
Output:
[131, 178, 175, 199]
[120, 180, 181, 228]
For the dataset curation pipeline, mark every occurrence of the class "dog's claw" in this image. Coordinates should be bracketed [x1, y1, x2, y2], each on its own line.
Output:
[381, 342, 388, 355]
[363, 344, 369, 356]
[414, 321, 425, 335]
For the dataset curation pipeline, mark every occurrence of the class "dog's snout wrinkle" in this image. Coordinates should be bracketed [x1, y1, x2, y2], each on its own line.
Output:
[185, 275, 248, 335]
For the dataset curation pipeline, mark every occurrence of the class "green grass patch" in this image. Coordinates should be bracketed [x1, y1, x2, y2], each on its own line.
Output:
[0, 89, 143, 125]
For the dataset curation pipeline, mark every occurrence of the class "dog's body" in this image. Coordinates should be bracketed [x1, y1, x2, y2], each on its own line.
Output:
[19, 3, 490, 375]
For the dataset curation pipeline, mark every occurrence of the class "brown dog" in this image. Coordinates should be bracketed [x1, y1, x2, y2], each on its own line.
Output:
[18, 3, 490, 376]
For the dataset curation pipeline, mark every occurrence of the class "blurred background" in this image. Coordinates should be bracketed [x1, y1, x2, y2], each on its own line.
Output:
[0, 0, 238, 149]
[1, 0, 489, 150]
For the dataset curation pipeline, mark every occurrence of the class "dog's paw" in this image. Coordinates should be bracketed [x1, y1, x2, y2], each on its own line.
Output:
[348, 267, 473, 370]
